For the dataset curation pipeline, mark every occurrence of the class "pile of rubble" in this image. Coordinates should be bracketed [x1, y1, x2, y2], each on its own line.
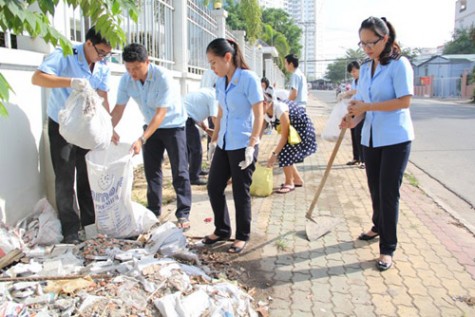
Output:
[0, 211, 262, 316]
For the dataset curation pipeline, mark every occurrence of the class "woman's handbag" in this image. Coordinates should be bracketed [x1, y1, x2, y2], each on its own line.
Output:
[276, 124, 301, 145]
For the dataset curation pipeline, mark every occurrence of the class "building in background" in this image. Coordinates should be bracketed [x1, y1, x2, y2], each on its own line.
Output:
[285, 0, 325, 80]
[455, 0, 475, 30]
[258, 0, 286, 9]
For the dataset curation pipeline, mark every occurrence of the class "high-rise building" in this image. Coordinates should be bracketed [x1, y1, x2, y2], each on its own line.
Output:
[258, 0, 286, 9]
[285, 0, 325, 80]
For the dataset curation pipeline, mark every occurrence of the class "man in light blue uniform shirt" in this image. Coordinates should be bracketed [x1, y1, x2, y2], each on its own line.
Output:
[184, 87, 218, 185]
[285, 54, 308, 108]
[32, 26, 112, 244]
[111, 43, 192, 230]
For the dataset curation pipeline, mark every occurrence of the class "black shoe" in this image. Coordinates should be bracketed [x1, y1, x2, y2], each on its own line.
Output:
[358, 232, 379, 241]
[376, 260, 393, 271]
[346, 160, 360, 166]
[199, 170, 209, 176]
[191, 178, 207, 186]
[62, 233, 81, 244]
[202, 234, 230, 245]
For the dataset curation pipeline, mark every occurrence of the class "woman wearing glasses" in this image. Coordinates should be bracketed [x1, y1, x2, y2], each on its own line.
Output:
[341, 17, 414, 271]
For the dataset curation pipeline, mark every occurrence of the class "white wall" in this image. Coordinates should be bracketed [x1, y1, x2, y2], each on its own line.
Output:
[0, 47, 201, 225]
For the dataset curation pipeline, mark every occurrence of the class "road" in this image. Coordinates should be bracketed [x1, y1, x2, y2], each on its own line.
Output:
[312, 89, 475, 231]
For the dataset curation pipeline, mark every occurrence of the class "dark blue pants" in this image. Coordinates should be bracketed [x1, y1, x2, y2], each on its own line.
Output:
[142, 126, 191, 219]
[48, 118, 95, 237]
[364, 141, 411, 256]
[185, 117, 203, 182]
[207, 146, 258, 241]
[351, 119, 365, 162]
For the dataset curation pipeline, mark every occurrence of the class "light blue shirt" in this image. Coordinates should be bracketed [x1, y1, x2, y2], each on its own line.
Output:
[216, 68, 263, 150]
[38, 44, 111, 123]
[117, 64, 187, 128]
[289, 68, 308, 106]
[184, 87, 218, 122]
[354, 56, 414, 147]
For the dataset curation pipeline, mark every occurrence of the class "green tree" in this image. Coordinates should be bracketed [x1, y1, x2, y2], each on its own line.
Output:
[239, 0, 261, 43]
[0, 0, 139, 116]
[443, 27, 475, 54]
[260, 24, 289, 68]
[261, 8, 301, 56]
[324, 48, 366, 83]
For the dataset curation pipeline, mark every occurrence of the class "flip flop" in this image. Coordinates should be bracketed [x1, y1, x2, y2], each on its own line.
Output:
[177, 218, 191, 232]
[277, 184, 295, 194]
[280, 183, 303, 188]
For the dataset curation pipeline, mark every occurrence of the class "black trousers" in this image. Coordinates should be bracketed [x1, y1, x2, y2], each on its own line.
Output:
[48, 118, 95, 237]
[364, 141, 411, 256]
[185, 117, 203, 182]
[350, 119, 365, 162]
[142, 126, 191, 219]
[207, 145, 258, 241]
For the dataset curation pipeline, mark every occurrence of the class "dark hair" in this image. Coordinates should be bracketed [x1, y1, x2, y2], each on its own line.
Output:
[122, 43, 148, 62]
[206, 38, 249, 69]
[359, 16, 401, 65]
[86, 26, 110, 46]
[347, 61, 360, 73]
[261, 77, 270, 89]
[285, 54, 299, 68]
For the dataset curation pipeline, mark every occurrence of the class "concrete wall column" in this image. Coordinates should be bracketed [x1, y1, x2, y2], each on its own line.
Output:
[173, 0, 189, 95]
[211, 9, 228, 39]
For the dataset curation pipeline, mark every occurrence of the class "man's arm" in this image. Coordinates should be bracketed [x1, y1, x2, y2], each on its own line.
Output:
[130, 107, 167, 155]
[288, 88, 298, 101]
[97, 90, 110, 113]
[31, 70, 72, 88]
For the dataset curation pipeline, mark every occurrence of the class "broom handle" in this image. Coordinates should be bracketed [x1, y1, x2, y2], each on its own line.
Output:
[306, 121, 349, 218]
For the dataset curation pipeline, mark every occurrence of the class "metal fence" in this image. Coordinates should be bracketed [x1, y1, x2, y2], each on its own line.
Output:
[122, 0, 175, 69]
[187, 0, 217, 74]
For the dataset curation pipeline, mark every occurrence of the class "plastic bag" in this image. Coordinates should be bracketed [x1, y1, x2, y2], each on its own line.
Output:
[250, 165, 273, 197]
[86, 143, 158, 238]
[321, 99, 349, 142]
[59, 87, 112, 150]
[16, 198, 63, 246]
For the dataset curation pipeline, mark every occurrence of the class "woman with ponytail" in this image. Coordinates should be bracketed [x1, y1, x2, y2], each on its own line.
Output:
[202, 38, 264, 254]
[341, 17, 414, 271]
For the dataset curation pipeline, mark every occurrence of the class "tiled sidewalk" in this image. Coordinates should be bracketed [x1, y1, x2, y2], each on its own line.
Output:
[166, 94, 475, 316]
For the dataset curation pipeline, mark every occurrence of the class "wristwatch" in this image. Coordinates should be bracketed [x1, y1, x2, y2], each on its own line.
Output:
[140, 136, 147, 145]
[272, 151, 278, 157]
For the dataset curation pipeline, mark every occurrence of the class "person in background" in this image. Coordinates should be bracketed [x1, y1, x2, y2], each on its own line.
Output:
[202, 38, 263, 254]
[343, 61, 365, 169]
[341, 17, 414, 271]
[31, 26, 112, 244]
[284, 54, 308, 108]
[260, 77, 272, 135]
[111, 43, 192, 231]
[261, 77, 270, 91]
[264, 87, 317, 193]
[184, 87, 218, 185]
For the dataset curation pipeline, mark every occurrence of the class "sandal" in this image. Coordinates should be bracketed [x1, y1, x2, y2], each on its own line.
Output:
[202, 234, 230, 245]
[228, 241, 248, 254]
[281, 182, 303, 188]
[277, 184, 295, 194]
[177, 218, 191, 232]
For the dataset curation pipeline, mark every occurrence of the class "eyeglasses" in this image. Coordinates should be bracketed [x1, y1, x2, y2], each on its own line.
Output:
[358, 37, 383, 49]
[93, 44, 111, 58]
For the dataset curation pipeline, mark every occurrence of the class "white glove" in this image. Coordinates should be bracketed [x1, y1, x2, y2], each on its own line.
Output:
[208, 142, 217, 162]
[238, 146, 255, 170]
[70, 78, 90, 90]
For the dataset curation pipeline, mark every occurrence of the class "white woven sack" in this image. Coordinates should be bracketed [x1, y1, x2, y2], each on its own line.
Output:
[59, 87, 112, 150]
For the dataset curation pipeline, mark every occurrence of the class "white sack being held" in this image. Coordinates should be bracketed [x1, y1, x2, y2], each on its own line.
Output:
[59, 86, 112, 150]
